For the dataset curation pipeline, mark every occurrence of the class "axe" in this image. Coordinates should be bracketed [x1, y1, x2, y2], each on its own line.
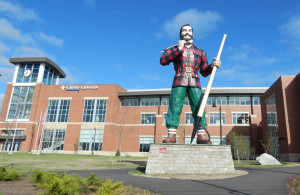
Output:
[191, 34, 227, 144]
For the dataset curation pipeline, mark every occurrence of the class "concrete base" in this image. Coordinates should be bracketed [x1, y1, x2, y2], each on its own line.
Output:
[145, 143, 235, 175]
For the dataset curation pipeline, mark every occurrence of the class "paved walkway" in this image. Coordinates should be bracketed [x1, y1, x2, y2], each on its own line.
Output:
[68, 165, 300, 195]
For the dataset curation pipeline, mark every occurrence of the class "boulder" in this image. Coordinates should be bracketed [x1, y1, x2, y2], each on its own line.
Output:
[256, 153, 281, 165]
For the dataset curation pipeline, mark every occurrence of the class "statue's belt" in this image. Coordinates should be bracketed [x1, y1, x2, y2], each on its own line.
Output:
[178, 67, 196, 73]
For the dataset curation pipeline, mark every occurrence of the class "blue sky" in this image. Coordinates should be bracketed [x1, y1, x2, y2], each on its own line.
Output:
[1, 0, 300, 105]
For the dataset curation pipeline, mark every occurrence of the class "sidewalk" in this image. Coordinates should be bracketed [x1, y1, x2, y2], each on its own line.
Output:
[68, 165, 300, 195]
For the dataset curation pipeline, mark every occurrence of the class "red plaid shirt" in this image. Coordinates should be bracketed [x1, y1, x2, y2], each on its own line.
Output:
[160, 44, 212, 88]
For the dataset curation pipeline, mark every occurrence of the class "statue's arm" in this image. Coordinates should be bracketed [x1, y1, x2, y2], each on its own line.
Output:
[160, 46, 180, 66]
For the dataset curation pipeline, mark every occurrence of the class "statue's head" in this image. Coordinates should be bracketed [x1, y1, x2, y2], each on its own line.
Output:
[179, 24, 194, 43]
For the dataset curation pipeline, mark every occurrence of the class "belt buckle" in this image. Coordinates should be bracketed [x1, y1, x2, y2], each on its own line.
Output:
[186, 67, 192, 73]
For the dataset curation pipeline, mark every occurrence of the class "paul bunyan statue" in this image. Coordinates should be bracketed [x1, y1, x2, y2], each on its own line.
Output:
[160, 24, 221, 144]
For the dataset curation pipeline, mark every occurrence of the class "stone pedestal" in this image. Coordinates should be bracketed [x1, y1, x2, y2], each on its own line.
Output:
[145, 143, 235, 175]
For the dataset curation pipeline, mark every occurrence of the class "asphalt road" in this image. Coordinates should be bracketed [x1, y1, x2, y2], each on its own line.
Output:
[68, 165, 300, 195]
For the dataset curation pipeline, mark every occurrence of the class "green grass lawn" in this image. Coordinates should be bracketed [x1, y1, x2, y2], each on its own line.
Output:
[0, 153, 147, 172]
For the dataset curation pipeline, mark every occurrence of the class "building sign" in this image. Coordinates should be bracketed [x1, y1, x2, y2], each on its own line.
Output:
[159, 148, 166, 153]
[60, 85, 99, 91]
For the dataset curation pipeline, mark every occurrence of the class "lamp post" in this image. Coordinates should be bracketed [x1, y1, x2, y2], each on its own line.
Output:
[212, 98, 223, 145]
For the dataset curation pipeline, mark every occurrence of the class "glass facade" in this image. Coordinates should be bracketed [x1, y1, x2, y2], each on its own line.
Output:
[232, 113, 249, 124]
[43, 66, 58, 85]
[79, 129, 104, 151]
[141, 113, 156, 124]
[139, 137, 154, 152]
[16, 64, 40, 83]
[229, 97, 251, 105]
[121, 95, 261, 107]
[207, 96, 227, 105]
[42, 129, 66, 150]
[7, 86, 35, 119]
[82, 99, 107, 122]
[46, 100, 70, 122]
[266, 95, 280, 159]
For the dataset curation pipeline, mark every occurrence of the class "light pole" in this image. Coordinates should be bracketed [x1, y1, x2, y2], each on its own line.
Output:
[212, 98, 223, 145]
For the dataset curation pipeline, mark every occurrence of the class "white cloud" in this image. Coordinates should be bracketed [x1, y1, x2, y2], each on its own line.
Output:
[15, 46, 47, 57]
[0, 0, 40, 22]
[280, 14, 300, 55]
[34, 32, 64, 47]
[280, 15, 300, 41]
[160, 9, 222, 40]
[0, 42, 9, 52]
[0, 18, 33, 43]
[59, 66, 79, 84]
[228, 44, 277, 66]
[0, 65, 15, 83]
[0, 54, 10, 66]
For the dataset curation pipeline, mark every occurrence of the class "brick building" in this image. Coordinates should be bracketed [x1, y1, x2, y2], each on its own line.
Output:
[0, 57, 269, 157]
[261, 74, 300, 161]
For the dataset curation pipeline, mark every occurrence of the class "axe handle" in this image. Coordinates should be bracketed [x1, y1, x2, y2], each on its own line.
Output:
[197, 34, 227, 117]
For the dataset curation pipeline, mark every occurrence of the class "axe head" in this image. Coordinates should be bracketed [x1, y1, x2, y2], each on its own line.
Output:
[191, 116, 202, 144]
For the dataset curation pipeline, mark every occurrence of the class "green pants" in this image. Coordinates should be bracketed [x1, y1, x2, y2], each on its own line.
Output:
[166, 87, 207, 130]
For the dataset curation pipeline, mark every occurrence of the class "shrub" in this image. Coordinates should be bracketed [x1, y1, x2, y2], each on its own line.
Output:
[97, 178, 125, 195]
[115, 150, 120, 156]
[30, 170, 125, 195]
[0, 166, 22, 181]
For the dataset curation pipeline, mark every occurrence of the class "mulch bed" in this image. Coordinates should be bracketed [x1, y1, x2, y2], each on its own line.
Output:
[286, 174, 300, 195]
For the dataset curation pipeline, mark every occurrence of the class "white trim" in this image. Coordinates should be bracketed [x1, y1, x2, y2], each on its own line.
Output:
[12, 83, 36, 87]
[37, 63, 45, 83]
[12, 65, 19, 84]
[84, 97, 109, 100]
[140, 112, 157, 114]
[48, 97, 72, 100]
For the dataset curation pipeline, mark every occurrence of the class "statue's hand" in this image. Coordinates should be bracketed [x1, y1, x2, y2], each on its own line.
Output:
[178, 40, 186, 52]
[212, 58, 221, 68]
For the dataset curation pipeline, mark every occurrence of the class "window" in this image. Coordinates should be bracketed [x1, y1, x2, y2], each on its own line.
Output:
[43, 66, 58, 85]
[139, 137, 154, 152]
[232, 113, 249, 124]
[1, 130, 24, 136]
[83, 99, 107, 122]
[46, 99, 70, 122]
[121, 98, 139, 106]
[207, 96, 227, 105]
[79, 129, 104, 151]
[209, 113, 225, 124]
[163, 113, 167, 124]
[184, 97, 190, 105]
[140, 97, 159, 106]
[16, 64, 40, 83]
[229, 96, 251, 105]
[252, 96, 260, 105]
[7, 86, 35, 119]
[141, 113, 155, 124]
[42, 129, 65, 150]
[185, 113, 194, 124]
[161, 97, 169, 106]
[210, 137, 226, 145]
[1, 140, 22, 152]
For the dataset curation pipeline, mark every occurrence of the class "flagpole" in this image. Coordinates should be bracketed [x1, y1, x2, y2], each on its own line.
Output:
[9, 111, 19, 154]
[33, 112, 42, 154]
[36, 109, 47, 155]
